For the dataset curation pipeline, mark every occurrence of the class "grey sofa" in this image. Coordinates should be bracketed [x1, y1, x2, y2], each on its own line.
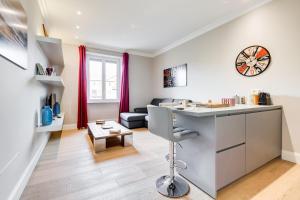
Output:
[120, 98, 190, 129]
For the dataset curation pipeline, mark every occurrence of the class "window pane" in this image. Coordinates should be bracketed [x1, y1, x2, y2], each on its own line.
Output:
[90, 80, 102, 99]
[89, 60, 102, 80]
[105, 62, 117, 99]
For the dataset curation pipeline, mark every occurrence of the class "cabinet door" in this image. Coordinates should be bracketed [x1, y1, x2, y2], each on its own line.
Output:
[216, 114, 245, 151]
[246, 110, 282, 173]
[216, 144, 246, 189]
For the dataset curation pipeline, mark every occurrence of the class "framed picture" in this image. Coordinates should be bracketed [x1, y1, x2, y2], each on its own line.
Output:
[163, 63, 187, 88]
[0, 0, 28, 69]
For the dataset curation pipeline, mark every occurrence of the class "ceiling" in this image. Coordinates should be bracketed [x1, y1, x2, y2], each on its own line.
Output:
[39, 0, 272, 57]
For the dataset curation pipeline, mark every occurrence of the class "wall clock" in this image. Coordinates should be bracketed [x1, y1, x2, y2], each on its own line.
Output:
[235, 45, 271, 77]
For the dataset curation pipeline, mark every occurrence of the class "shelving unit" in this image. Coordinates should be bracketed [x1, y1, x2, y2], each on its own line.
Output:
[36, 113, 65, 133]
[36, 36, 64, 67]
[36, 35, 65, 133]
[35, 75, 64, 87]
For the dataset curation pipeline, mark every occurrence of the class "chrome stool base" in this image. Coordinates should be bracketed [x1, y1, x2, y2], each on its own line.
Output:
[156, 175, 190, 198]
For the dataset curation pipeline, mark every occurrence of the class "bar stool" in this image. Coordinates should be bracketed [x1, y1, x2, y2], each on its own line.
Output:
[147, 105, 199, 198]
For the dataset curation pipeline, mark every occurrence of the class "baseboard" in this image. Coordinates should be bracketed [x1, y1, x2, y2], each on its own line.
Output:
[63, 123, 77, 130]
[282, 150, 300, 164]
[7, 134, 50, 200]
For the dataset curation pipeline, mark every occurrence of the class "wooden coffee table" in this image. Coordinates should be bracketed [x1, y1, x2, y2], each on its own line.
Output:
[88, 121, 133, 153]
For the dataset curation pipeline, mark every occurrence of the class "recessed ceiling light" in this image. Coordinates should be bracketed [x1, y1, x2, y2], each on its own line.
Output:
[76, 10, 82, 15]
[76, 25, 80, 29]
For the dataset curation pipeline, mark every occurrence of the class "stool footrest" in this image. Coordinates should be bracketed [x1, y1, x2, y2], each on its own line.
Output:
[175, 160, 187, 171]
[165, 154, 187, 172]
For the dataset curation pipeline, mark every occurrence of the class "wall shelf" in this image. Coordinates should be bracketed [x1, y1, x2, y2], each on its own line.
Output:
[36, 36, 65, 131]
[36, 36, 64, 68]
[35, 75, 64, 87]
[36, 113, 64, 133]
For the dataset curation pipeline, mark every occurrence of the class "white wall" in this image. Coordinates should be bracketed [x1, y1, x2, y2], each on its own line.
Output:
[61, 44, 78, 124]
[0, 0, 49, 199]
[152, 0, 300, 155]
[129, 54, 153, 111]
[61, 44, 153, 125]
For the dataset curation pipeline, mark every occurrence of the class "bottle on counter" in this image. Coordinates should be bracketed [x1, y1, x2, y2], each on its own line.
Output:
[241, 96, 247, 104]
[234, 95, 240, 104]
[250, 89, 261, 105]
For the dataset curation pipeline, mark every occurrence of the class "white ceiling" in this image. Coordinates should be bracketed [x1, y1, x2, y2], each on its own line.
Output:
[39, 0, 272, 57]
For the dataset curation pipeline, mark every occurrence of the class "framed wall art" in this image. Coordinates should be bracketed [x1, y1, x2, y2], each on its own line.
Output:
[0, 0, 28, 69]
[163, 63, 187, 88]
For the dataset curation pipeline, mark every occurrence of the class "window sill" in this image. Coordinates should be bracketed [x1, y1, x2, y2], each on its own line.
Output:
[88, 99, 120, 104]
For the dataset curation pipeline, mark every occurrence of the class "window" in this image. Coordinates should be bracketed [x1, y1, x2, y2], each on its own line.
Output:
[87, 53, 121, 103]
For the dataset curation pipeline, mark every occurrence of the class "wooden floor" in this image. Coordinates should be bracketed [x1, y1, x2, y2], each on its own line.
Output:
[21, 128, 300, 200]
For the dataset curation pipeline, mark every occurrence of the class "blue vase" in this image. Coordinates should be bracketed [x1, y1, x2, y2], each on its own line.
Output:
[42, 106, 53, 126]
[53, 102, 61, 116]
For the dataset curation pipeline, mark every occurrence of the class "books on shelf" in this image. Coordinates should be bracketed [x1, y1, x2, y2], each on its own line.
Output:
[36, 63, 46, 75]
[36, 63, 57, 76]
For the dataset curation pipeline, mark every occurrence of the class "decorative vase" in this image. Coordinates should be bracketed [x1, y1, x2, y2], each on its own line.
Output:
[53, 102, 61, 116]
[46, 67, 53, 76]
[42, 106, 53, 126]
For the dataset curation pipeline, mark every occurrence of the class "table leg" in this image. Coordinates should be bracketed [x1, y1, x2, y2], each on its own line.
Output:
[122, 134, 133, 147]
[94, 138, 106, 153]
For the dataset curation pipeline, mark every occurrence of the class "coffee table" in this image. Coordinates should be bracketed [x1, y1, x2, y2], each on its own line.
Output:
[88, 121, 133, 153]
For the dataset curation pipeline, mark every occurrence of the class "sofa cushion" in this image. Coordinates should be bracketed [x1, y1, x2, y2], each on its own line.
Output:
[121, 119, 145, 129]
[134, 107, 148, 113]
[120, 112, 147, 122]
[150, 98, 173, 106]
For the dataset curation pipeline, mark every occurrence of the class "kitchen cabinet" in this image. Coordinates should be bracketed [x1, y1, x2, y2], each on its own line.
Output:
[216, 144, 246, 189]
[174, 105, 282, 198]
[246, 110, 282, 173]
[216, 114, 245, 151]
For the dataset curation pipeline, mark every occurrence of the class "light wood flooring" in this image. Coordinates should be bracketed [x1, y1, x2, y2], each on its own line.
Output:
[21, 128, 300, 200]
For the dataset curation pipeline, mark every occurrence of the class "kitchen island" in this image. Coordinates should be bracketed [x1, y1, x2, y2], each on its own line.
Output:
[171, 105, 282, 198]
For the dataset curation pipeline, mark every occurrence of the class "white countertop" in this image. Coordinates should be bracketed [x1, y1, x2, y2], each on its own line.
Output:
[171, 104, 282, 117]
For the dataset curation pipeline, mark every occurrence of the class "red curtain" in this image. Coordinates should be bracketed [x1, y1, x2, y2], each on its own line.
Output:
[77, 45, 88, 129]
[119, 53, 129, 122]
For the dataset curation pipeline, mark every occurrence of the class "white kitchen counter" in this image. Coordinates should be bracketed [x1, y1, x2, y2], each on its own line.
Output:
[172, 104, 282, 117]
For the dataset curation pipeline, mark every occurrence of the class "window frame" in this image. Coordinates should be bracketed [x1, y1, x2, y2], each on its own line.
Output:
[86, 52, 121, 104]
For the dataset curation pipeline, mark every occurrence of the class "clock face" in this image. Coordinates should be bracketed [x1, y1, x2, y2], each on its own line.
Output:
[235, 46, 271, 77]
